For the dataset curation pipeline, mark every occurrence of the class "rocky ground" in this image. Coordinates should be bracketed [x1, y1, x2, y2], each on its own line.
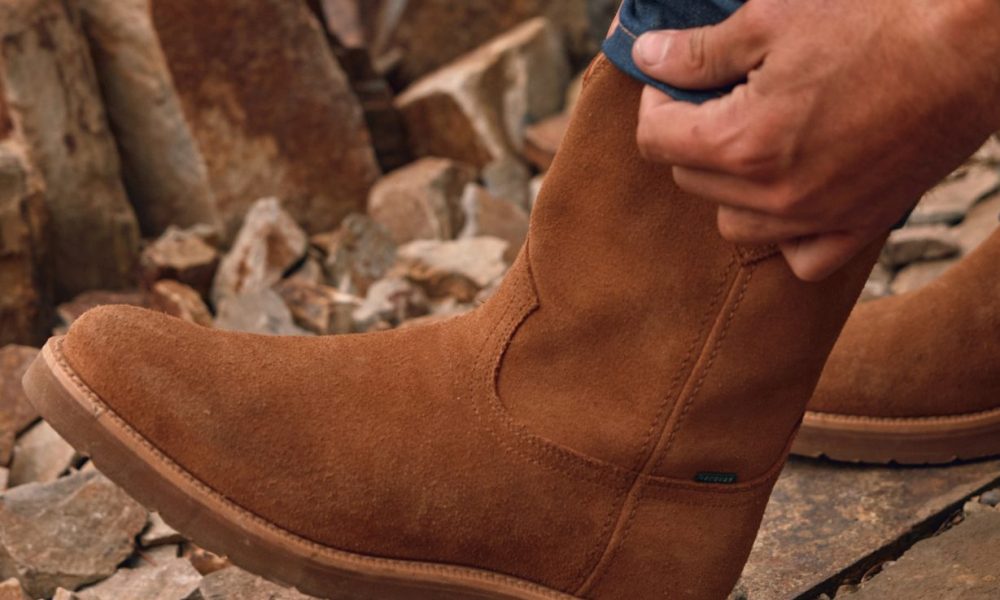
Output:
[1, 0, 998, 598]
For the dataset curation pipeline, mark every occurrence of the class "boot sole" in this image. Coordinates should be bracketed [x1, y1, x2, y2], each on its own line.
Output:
[22, 338, 577, 600]
[793, 408, 1000, 465]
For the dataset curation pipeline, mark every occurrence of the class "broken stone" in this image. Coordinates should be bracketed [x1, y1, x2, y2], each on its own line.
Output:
[955, 192, 1000, 254]
[321, 213, 397, 294]
[367, 158, 475, 245]
[0, 346, 40, 466]
[140, 227, 220, 298]
[213, 289, 309, 336]
[739, 457, 1000, 598]
[0, 0, 141, 298]
[848, 510, 1000, 599]
[0, 136, 52, 347]
[0, 578, 28, 600]
[364, 0, 593, 86]
[75, 557, 201, 600]
[396, 18, 571, 169]
[351, 276, 429, 332]
[522, 112, 570, 172]
[481, 157, 532, 209]
[879, 224, 961, 270]
[75, 0, 220, 236]
[185, 546, 230, 576]
[52, 589, 80, 600]
[859, 262, 893, 303]
[8, 421, 76, 487]
[910, 167, 1000, 225]
[55, 290, 148, 331]
[140, 512, 184, 549]
[398, 237, 508, 302]
[148, 280, 213, 327]
[150, 0, 380, 238]
[979, 489, 1000, 507]
[286, 254, 326, 287]
[273, 279, 360, 335]
[211, 199, 308, 304]
[458, 184, 529, 264]
[0, 470, 147, 598]
[890, 259, 957, 295]
[187, 566, 318, 600]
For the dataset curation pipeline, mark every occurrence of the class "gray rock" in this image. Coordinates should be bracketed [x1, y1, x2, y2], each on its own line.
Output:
[213, 289, 309, 336]
[0, 137, 51, 347]
[910, 167, 1000, 226]
[321, 213, 398, 294]
[367, 158, 475, 246]
[7, 421, 76, 487]
[0, 470, 147, 598]
[458, 184, 529, 264]
[398, 237, 508, 302]
[880, 225, 961, 270]
[352, 276, 429, 332]
[481, 156, 532, 209]
[140, 512, 185, 549]
[396, 18, 571, 169]
[890, 259, 957, 295]
[848, 509, 1000, 599]
[75, 0, 220, 235]
[273, 279, 360, 335]
[0, 346, 40, 466]
[148, 281, 213, 328]
[186, 567, 318, 600]
[0, 0, 141, 298]
[979, 488, 1000, 507]
[76, 557, 201, 600]
[212, 199, 308, 304]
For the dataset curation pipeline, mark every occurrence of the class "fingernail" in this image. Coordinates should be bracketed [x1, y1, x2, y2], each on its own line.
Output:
[635, 33, 671, 66]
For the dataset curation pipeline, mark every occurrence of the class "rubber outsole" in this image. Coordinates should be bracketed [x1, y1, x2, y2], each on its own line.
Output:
[793, 407, 1000, 465]
[21, 338, 577, 600]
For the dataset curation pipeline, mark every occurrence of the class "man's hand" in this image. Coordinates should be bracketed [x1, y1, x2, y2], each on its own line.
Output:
[632, 0, 1000, 281]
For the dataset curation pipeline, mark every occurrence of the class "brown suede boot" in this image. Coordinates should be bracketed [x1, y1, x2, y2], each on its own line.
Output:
[23, 57, 882, 600]
[797, 227, 1000, 465]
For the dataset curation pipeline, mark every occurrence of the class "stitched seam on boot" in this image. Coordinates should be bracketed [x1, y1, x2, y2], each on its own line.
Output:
[576, 264, 756, 596]
[48, 340, 577, 599]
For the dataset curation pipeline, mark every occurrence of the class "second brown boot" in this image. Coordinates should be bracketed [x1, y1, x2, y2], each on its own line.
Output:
[23, 57, 881, 600]
[797, 227, 1000, 464]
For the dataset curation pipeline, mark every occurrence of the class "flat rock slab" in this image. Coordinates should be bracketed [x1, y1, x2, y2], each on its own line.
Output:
[844, 508, 1000, 599]
[736, 457, 1000, 599]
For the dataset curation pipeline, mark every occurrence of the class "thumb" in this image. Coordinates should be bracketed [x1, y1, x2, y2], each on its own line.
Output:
[632, 8, 769, 90]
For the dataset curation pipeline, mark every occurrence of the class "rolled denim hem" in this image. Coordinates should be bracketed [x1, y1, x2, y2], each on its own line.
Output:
[602, 0, 744, 104]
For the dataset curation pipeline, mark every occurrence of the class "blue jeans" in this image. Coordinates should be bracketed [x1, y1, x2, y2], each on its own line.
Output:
[603, 0, 745, 103]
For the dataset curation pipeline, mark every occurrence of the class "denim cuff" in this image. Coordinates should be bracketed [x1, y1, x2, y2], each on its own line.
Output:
[602, 0, 745, 104]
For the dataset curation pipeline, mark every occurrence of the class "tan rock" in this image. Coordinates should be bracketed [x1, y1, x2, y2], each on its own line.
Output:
[396, 18, 571, 168]
[0, 0, 141, 298]
[0, 578, 29, 600]
[52, 588, 81, 600]
[140, 227, 220, 298]
[481, 156, 532, 209]
[211, 199, 308, 304]
[890, 259, 957, 295]
[367, 158, 475, 245]
[880, 224, 961, 270]
[75, 0, 220, 235]
[0, 136, 51, 347]
[398, 237, 508, 302]
[55, 290, 148, 331]
[0, 346, 40, 466]
[273, 279, 359, 335]
[911, 167, 1000, 225]
[213, 289, 308, 336]
[8, 421, 76, 487]
[459, 185, 529, 264]
[188, 567, 318, 600]
[151, 0, 380, 237]
[351, 276, 429, 332]
[523, 112, 570, 172]
[955, 192, 1000, 254]
[148, 280, 213, 327]
[185, 546, 231, 577]
[321, 214, 397, 294]
[0, 470, 147, 598]
[75, 557, 201, 600]
[364, 0, 593, 86]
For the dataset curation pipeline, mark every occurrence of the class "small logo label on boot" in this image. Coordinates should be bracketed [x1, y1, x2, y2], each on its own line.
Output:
[695, 472, 738, 485]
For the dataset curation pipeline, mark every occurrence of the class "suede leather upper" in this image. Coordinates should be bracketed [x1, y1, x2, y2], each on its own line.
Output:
[60, 58, 882, 600]
[810, 228, 1000, 419]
